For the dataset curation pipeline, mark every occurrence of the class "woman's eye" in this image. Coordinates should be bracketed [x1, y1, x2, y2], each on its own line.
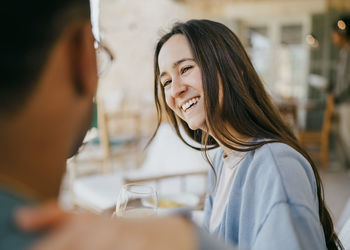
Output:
[162, 80, 171, 87]
[181, 66, 193, 74]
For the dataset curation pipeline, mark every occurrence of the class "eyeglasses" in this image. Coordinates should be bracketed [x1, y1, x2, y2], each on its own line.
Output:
[94, 40, 115, 77]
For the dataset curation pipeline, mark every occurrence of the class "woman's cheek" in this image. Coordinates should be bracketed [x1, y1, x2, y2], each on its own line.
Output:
[165, 95, 175, 111]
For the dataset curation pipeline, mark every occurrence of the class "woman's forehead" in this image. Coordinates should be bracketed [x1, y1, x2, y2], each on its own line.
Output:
[158, 34, 193, 70]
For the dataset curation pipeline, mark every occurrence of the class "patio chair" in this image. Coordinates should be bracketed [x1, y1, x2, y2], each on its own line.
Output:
[298, 94, 334, 169]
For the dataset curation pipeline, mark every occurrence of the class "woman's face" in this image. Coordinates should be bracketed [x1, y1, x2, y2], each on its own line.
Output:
[158, 34, 206, 130]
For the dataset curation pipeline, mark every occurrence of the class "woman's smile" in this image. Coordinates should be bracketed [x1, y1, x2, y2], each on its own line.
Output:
[158, 34, 206, 130]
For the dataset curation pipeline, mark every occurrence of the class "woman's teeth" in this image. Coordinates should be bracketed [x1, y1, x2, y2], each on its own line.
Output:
[181, 97, 199, 112]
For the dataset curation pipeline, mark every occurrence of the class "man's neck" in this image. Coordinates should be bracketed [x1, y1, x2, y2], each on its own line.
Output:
[0, 172, 42, 201]
[0, 154, 65, 201]
[0, 113, 67, 201]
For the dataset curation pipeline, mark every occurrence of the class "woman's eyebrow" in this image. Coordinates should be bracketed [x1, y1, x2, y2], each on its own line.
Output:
[160, 58, 195, 78]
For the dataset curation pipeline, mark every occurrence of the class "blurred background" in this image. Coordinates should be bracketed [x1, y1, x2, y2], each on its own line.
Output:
[64, 0, 350, 233]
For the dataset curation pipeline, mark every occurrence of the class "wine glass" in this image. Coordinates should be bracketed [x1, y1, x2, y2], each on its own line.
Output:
[114, 184, 158, 218]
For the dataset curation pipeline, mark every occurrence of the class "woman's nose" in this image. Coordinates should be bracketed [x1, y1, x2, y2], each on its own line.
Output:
[171, 77, 187, 98]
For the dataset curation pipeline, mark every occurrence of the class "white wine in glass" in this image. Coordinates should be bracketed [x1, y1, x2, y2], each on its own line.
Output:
[115, 184, 158, 218]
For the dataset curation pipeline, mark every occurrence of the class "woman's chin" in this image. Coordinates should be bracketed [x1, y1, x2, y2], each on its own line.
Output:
[188, 125, 198, 130]
[187, 121, 204, 131]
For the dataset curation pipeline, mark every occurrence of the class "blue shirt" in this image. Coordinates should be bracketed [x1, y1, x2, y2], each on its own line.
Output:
[203, 142, 327, 250]
[0, 186, 41, 250]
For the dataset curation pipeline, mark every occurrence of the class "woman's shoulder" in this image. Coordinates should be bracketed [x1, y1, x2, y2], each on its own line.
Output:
[255, 140, 300, 155]
[252, 141, 311, 171]
[249, 141, 314, 180]
[212, 141, 310, 176]
[238, 141, 318, 207]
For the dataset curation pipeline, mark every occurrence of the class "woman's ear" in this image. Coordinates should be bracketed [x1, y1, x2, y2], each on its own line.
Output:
[71, 22, 98, 97]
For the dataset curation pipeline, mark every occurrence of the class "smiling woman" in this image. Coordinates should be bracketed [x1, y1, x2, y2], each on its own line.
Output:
[158, 34, 205, 130]
[150, 19, 343, 250]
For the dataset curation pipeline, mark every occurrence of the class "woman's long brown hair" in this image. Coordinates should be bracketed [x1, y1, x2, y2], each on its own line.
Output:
[151, 19, 343, 250]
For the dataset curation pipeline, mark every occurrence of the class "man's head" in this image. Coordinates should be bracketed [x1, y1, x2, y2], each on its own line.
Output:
[0, 0, 98, 199]
[332, 16, 350, 48]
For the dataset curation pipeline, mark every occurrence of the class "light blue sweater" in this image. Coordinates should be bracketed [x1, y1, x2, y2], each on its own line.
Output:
[203, 142, 327, 250]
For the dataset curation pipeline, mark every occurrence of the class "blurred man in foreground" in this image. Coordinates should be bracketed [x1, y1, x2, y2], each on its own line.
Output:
[0, 1, 233, 249]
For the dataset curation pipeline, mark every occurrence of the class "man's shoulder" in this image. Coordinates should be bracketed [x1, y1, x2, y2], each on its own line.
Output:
[0, 186, 41, 250]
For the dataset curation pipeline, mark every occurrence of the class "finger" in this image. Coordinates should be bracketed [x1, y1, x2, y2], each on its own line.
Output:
[14, 200, 70, 231]
[28, 225, 75, 250]
[28, 215, 95, 250]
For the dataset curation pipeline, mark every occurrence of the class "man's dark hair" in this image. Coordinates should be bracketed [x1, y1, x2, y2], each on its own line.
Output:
[333, 15, 350, 40]
[0, 0, 90, 115]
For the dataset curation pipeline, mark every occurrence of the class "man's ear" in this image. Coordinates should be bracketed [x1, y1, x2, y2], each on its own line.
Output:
[71, 22, 98, 97]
